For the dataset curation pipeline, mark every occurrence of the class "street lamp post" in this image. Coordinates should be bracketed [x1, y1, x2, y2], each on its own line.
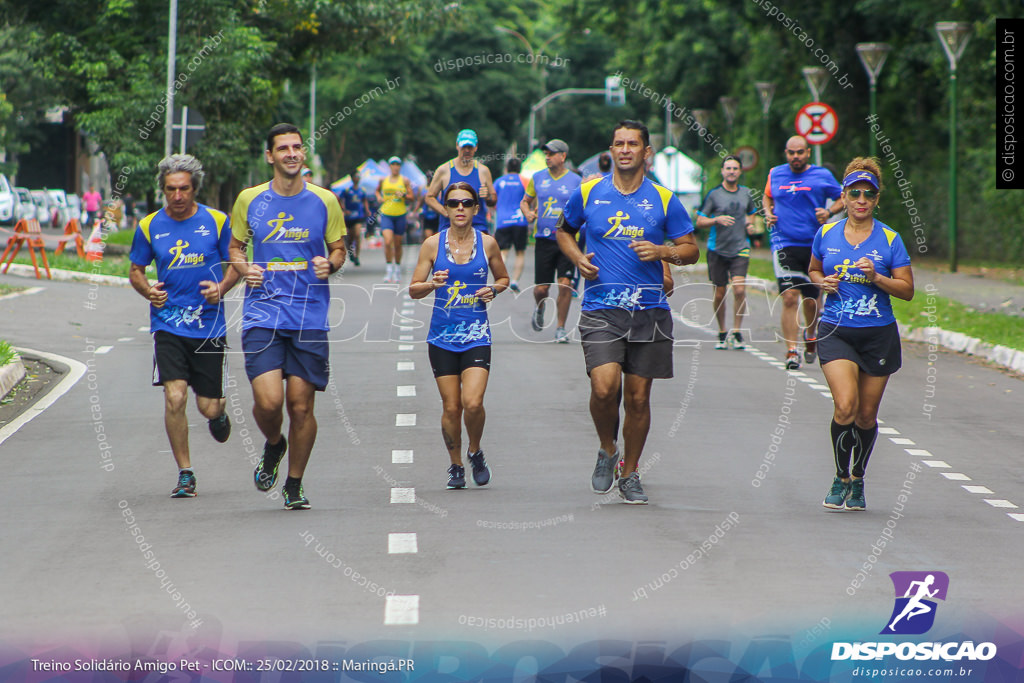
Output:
[719, 96, 738, 150]
[755, 81, 775, 189]
[935, 22, 972, 273]
[801, 67, 829, 166]
[855, 43, 891, 158]
[693, 109, 712, 198]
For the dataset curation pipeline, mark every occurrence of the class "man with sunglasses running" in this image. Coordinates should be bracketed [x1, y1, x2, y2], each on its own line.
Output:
[763, 136, 843, 369]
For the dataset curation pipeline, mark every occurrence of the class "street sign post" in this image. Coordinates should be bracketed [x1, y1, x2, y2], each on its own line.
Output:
[794, 102, 837, 166]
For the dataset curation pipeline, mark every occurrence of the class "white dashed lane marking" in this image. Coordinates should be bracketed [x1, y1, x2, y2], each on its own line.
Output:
[398, 345, 414, 351]
[384, 595, 419, 625]
[388, 533, 418, 554]
[95, 346, 113, 354]
[396, 414, 416, 427]
[747, 345, 1023, 525]
[390, 488, 415, 503]
[392, 450, 414, 464]
[397, 385, 416, 397]
[397, 361, 415, 371]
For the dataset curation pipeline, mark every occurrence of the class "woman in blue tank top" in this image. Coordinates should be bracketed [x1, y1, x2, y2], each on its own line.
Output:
[410, 182, 510, 490]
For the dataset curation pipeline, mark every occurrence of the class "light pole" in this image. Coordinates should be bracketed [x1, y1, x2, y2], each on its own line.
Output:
[855, 43, 891, 158]
[164, 0, 178, 159]
[755, 81, 775, 189]
[693, 109, 712, 198]
[935, 22, 972, 273]
[801, 67, 829, 166]
[719, 96, 738, 151]
[496, 25, 564, 147]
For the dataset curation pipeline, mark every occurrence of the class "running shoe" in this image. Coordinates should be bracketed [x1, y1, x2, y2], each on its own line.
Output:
[729, 332, 746, 350]
[618, 471, 649, 504]
[282, 484, 311, 510]
[591, 448, 618, 494]
[446, 463, 466, 489]
[171, 470, 197, 498]
[785, 349, 801, 370]
[822, 476, 851, 510]
[803, 332, 817, 365]
[715, 332, 728, 350]
[555, 326, 569, 344]
[350, 250, 360, 267]
[846, 478, 866, 511]
[254, 436, 287, 491]
[208, 413, 231, 443]
[467, 449, 490, 486]
[531, 301, 546, 331]
[509, 281, 520, 293]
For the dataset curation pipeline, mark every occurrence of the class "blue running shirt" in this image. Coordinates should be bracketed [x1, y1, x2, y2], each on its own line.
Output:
[231, 181, 345, 331]
[129, 204, 231, 339]
[339, 186, 367, 221]
[812, 219, 911, 328]
[525, 168, 582, 240]
[427, 229, 491, 351]
[561, 176, 693, 312]
[765, 164, 841, 249]
[440, 160, 488, 231]
[494, 173, 527, 229]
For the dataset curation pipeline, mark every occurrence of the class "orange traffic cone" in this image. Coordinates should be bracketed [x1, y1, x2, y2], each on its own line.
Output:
[84, 223, 104, 262]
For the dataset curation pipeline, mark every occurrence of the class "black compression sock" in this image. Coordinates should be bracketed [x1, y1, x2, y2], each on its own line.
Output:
[831, 419, 855, 479]
[852, 423, 879, 477]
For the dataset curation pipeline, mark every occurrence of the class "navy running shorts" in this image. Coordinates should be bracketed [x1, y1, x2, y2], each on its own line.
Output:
[817, 321, 902, 376]
[241, 327, 330, 390]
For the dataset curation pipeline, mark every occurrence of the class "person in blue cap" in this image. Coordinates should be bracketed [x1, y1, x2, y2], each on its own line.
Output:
[809, 156, 914, 513]
[424, 128, 496, 234]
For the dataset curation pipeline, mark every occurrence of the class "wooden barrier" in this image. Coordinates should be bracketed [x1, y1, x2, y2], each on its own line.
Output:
[0, 218, 51, 279]
[55, 218, 86, 258]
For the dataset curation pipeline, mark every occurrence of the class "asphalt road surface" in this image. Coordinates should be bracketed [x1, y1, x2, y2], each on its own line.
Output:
[1, 246, 1021, 681]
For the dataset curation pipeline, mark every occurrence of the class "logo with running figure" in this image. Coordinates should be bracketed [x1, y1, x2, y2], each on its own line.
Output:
[444, 280, 478, 308]
[881, 571, 949, 635]
[541, 196, 560, 218]
[262, 212, 310, 242]
[167, 239, 205, 268]
[603, 211, 644, 240]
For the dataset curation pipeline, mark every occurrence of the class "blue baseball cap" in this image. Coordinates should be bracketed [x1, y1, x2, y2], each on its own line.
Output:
[456, 129, 478, 148]
[388, 156, 402, 165]
[843, 170, 879, 190]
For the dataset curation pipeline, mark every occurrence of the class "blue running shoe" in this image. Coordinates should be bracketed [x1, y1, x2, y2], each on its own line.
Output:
[823, 476, 851, 510]
[171, 470, 197, 498]
[447, 464, 466, 489]
[467, 449, 490, 486]
[846, 478, 866, 511]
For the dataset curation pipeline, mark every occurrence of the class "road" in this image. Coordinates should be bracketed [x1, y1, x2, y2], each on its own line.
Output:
[0, 246, 1022, 681]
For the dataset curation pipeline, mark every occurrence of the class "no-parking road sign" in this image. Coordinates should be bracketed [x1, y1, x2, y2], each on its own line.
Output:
[794, 102, 837, 145]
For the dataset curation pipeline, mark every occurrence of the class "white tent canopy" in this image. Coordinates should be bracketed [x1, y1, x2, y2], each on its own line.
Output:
[652, 146, 702, 195]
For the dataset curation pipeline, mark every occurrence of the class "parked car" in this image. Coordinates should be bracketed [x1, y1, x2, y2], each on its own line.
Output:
[46, 189, 71, 227]
[13, 187, 35, 223]
[29, 190, 54, 226]
[66, 193, 83, 223]
[0, 174, 15, 225]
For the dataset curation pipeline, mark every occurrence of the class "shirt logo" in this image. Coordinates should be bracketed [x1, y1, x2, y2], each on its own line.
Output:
[558, 185, 570, 196]
[167, 239, 205, 268]
[262, 213, 310, 243]
[602, 212, 645, 240]
[637, 198, 654, 211]
[194, 224, 211, 237]
[781, 183, 811, 193]
[155, 232, 170, 239]
[866, 249, 883, 261]
[443, 280, 479, 308]
[594, 199, 611, 205]
[541, 196, 561, 218]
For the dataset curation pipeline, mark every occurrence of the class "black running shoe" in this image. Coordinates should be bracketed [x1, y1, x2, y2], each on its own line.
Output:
[467, 449, 490, 486]
[171, 470, 197, 498]
[447, 464, 466, 489]
[282, 484, 311, 510]
[254, 437, 287, 491]
[208, 413, 230, 443]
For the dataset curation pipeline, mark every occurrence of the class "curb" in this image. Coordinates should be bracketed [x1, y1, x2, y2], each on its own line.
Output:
[0, 355, 26, 400]
[3, 263, 130, 287]
[900, 325, 1024, 375]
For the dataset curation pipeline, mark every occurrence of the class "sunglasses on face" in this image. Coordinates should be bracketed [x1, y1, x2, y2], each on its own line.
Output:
[846, 189, 877, 199]
[445, 198, 477, 208]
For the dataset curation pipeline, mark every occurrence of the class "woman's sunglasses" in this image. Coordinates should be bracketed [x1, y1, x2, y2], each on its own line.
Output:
[846, 189, 877, 199]
[445, 198, 477, 208]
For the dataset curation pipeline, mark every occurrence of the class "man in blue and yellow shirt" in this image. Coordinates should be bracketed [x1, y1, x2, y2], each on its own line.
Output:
[557, 120, 698, 505]
[229, 123, 346, 510]
[129, 154, 240, 499]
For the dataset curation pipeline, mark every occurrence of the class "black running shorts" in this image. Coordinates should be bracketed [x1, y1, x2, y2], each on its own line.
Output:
[579, 308, 674, 378]
[152, 330, 227, 399]
[817, 321, 902, 376]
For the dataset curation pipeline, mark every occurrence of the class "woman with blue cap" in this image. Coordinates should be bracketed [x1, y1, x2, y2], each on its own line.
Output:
[809, 157, 915, 512]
